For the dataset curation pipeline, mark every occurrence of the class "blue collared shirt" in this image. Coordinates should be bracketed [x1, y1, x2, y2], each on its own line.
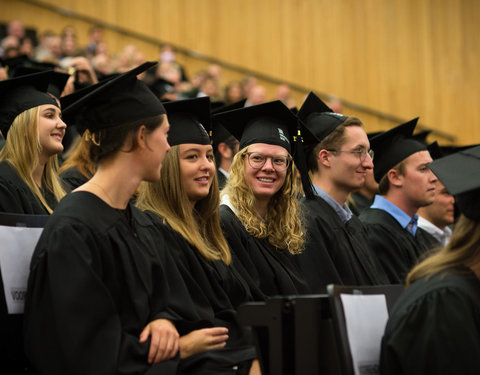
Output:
[370, 195, 418, 236]
[313, 184, 353, 224]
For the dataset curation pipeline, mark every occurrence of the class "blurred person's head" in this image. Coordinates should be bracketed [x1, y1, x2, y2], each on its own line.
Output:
[246, 85, 266, 106]
[7, 20, 25, 39]
[224, 81, 244, 104]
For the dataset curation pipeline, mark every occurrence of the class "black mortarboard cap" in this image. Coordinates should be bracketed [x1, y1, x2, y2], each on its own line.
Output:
[60, 79, 111, 128]
[148, 77, 175, 99]
[428, 146, 480, 220]
[298, 91, 348, 143]
[212, 100, 298, 154]
[0, 70, 58, 137]
[369, 118, 427, 183]
[211, 99, 246, 147]
[62, 62, 166, 132]
[13, 66, 69, 98]
[163, 97, 211, 146]
[3, 55, 56, 77]
[426, 141, 443, 160]
[412, 130, 432, 145]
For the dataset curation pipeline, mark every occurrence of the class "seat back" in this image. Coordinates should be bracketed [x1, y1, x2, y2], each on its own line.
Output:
[326, 284, 405, 375]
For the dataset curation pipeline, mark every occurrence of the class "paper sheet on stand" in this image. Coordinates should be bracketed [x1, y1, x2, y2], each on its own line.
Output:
[0, 225, 43, 314]
[340, 293, 389, 375]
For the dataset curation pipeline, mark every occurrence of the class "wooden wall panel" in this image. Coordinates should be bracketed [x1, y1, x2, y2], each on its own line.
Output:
[2, 0, 479, 144]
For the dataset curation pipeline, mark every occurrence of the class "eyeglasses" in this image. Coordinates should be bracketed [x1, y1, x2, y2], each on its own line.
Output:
[243, 152, 291, 171]
[326, 148, 374, 161]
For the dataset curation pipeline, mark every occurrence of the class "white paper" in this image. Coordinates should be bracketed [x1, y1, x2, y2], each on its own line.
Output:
[340, 293, 389, 375]
[0, 225, 43, 314]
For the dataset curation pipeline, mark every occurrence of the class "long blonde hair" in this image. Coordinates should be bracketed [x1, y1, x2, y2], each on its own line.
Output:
[59, 130, 96, 179]
[407, 215, 480, 286]
[0, 106, 66, 213]
[137, 145, 231, 264]
[222, 146, 305, 254]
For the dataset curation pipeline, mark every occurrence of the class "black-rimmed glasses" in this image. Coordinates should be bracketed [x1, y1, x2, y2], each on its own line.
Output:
[326, 148, 374, 161]
[243, 152, 291, 171]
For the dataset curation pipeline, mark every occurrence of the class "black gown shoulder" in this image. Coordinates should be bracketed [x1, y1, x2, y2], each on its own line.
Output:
[219, 204, 310, 298]
[0, 161, 50, 214]
[295, 197, 388, 293]
[59, 166, 91, 192]
[143, 211, 256, 373]
[359, 208, 435, 283]
[381, 267, 480, 375]
[24, 191, 194, 375]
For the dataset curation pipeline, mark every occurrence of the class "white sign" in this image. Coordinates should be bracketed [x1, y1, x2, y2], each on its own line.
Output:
[0, 225, 43, 314]
[340, 293, 389, 375]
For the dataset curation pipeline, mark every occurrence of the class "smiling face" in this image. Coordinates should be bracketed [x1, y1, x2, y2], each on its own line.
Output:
[329, 125, 374, 193]
[179, 143, 216, 206]
[37, 104, 66, 161]
[243, 143, 289, 204]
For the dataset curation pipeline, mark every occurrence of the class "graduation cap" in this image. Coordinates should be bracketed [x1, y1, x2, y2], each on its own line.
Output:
[412, 130, 432, 145]
[148, 77, 175, 99]
[428, 146, 480, 220]
[211, 99, 246, 147]
[13, 66, 70, 99]
[3, 55, 56, 77]
[212, 100, 298, 154]
[369, 118, 427, 183]
[59, 79, 112, 128]
[298, 92, 348, 143]
[426, 141, 443, 160]
[61, 61, 166, 132]
[162, 97, 211, 146]
[0, 70, 58, 138]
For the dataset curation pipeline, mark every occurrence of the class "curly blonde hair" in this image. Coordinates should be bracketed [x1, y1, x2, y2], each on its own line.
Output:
[0, 106, 66, 213]
[222, 146, 305, 254]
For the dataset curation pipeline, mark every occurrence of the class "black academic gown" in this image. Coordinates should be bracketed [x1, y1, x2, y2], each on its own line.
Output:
[24, 192, 199, 375]
[381, 267, 480, 375]
[59, 166, 91, 192]
[144, 214, 256, 374]
[295, 196, 388, 293]
[0, 161, 54, 214]
[359, 208, 439, 284]
[219, 205, 310, 299]
[217, 169, 228, 191]
[348, 191, 372, 217]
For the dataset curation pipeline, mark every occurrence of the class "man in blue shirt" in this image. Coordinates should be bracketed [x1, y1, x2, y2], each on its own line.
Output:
[359, 118, 439, 283]
[294, 92, 388, 292]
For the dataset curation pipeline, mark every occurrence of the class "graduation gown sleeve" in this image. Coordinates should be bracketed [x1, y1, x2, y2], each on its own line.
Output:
[381, 270, 480, 375]
[360, 208, 429, 284]
[0, 162, 49, 214]
[24, 192, 180, 375]
[296, 197, 387, 293]
[220, 204, 309, 298]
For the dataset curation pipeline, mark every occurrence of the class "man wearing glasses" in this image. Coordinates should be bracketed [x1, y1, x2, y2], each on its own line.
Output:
[359, 119, 439, 284]
[294, 92, 388, 293]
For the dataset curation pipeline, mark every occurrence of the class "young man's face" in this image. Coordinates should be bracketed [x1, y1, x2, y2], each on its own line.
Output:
[419, 180, 455, 229]
[329, 126, 374, 193]
[398, 150, 437, 208]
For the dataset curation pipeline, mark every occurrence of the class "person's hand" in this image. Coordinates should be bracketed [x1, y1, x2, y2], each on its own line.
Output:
[69, 56, 98, 85]
[139, 318, 179, 364]
[179, 327, 229, 359]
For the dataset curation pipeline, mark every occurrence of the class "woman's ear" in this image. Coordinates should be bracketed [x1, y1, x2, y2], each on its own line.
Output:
[136, 125, 148, 149]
